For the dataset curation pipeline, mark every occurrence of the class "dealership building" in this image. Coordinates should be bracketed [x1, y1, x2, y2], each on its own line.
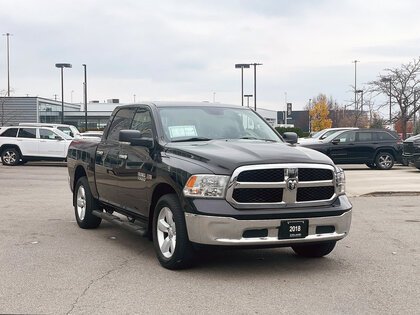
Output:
[0, 96, 293, 131]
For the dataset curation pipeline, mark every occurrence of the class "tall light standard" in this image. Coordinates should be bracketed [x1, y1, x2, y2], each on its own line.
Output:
[82, 64, 88, 131]
[55, 63, 72, 124]
[244, 94, 253, 107]
[235, 64, 250, 106]
[381, 77, 392, 124]
[352, 60, 359, 112]
[250, 63, 262, 111]
[414, 89, 419, 131]
[2, 33, 13, 96]
[308, 98, 312, 132]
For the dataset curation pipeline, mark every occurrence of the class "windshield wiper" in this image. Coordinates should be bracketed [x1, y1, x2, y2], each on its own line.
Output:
[172, 137, 212, 142]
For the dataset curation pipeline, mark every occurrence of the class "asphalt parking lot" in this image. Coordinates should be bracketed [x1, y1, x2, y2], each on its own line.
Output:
[0, 163, 419, 314]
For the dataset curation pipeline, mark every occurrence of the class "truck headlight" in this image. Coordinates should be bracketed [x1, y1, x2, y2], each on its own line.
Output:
[183, 175, 229, 198]
[334, 167, 346, 195]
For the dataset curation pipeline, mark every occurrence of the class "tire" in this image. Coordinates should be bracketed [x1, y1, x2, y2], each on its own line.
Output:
[152, 194, 195, 270]
[292, 241, 336, 258]
[74, 177, 102, 229]
[375, 152, 394, 170]
[1, 147, 21, 166]
[365, 162, 377, 169]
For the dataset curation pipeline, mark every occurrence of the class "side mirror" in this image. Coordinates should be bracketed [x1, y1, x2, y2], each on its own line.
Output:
[283, 132, 298, 144]
[119, 130, 154, 148]
[331, 138, 340, 144]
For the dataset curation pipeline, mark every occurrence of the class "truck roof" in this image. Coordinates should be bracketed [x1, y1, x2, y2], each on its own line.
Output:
[115, 101, 246, 110]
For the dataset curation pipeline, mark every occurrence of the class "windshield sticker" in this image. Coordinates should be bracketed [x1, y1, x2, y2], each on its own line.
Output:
[168, 125, 198, 138]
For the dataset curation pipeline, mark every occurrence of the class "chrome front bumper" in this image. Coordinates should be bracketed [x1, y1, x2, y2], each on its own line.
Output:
[185, 210, 352, 246]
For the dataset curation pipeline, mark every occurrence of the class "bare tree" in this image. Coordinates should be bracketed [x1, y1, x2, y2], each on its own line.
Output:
[369, 57, 420, 139]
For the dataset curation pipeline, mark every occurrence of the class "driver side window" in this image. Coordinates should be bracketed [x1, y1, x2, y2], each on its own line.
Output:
[335, 131, 356, 143]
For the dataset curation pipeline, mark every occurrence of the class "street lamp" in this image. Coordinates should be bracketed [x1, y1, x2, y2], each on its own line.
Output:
[244, 94, 253, 107]
[381, 77, 392, 124]
[356, 89, 364, 112]
[2, 33, 13, 96]
[235, 64, 250, 106]
[83, 64, 88, 131]
[55, 63, 72, 124]
[250, 63, 262, 111]
[352, 60, 359, 112]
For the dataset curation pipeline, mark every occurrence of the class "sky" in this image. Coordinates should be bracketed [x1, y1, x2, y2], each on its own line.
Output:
[1, 0, 420, 112]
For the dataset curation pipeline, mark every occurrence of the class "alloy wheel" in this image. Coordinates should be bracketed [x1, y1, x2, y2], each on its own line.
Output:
[3, 150, 16, 165]
[157, 207, 176, 258]
[76, 185, 86, 220]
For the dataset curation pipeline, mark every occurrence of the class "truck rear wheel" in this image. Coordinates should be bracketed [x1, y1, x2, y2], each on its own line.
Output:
[74, 177, 102, 229]
[152, 194, 195, 269]
[292, 241, 336, 258]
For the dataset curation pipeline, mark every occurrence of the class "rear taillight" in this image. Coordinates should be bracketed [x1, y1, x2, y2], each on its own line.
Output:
[397, 141, 403, 144]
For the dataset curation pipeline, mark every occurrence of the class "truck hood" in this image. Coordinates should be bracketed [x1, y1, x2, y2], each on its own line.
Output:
[164, 139, 333, 175]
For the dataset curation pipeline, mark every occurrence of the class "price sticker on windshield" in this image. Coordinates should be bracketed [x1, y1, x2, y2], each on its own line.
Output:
[168, 125, 198, 138]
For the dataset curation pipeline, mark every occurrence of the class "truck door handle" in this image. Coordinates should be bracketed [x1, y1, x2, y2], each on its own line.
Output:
[118, 154, 128, 160]
[97, 150, 104, 156]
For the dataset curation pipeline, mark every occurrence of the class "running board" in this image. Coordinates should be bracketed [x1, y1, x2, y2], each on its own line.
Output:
[92, 210, 148, 237]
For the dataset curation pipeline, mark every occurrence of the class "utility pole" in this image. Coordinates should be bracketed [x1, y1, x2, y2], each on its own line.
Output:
[83, 64, 88, 131]
[352, 60, 359, 112]
[250, 63, 262, 111]
[2, 33, 12, 96]
[308, 98, 312, 132]
[244, 94, 253, 107]
[284, 92, 287, 125]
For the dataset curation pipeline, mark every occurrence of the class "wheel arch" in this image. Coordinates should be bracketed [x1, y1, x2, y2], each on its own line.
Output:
[0, 144, 22, 157]
[149, 183, 178, 237]
[374, 147, 396, 160]
[73, 165, 87, 206]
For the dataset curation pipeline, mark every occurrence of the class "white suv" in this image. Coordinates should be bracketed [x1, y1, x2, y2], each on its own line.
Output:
[0, 126, 72, 166]
[18, 123, 80, 138]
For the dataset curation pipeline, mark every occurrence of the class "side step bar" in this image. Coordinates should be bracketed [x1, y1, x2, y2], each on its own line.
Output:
[92, 210, 148, 237]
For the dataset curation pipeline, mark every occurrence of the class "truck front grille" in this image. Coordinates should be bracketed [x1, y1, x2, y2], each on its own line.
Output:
[232, 188, 283, 203]
[226, 164, 337, 209]
[297, 186, 335, 202]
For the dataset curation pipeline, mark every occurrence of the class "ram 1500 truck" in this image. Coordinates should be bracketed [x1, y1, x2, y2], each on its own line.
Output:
[67, 102, 352, 269]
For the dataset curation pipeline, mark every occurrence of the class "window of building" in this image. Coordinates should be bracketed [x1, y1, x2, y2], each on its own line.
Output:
[18, 128, 37, 139]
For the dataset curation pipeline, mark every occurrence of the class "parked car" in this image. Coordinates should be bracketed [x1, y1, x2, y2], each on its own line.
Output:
[299, 129, 403, 170]
[403, 134, 420, 170]
[74, 131, 103, 140]
[298, 127, 358, 144]
[68, 102, 351, 269]
[19, 123, 80, 138]
[0, 126, 72, 166]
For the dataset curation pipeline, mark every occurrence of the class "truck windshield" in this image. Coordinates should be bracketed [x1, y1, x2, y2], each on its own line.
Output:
[158, 106, 282, 142]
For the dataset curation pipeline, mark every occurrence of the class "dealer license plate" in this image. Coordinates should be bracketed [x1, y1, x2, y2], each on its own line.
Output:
[278, 220, 308, 239]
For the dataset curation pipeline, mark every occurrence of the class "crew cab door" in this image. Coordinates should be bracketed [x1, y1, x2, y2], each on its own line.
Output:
[95, 108, 136, 207]
[38, 128, 67, 157]
[117, 107, 156, 217]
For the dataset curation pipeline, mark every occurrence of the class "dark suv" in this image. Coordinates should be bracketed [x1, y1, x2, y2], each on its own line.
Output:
[300, 129, 403, 170]
[403, 134, 420, 170]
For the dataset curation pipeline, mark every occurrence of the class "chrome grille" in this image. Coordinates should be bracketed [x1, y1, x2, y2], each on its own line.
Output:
[226, 163, 336, 209]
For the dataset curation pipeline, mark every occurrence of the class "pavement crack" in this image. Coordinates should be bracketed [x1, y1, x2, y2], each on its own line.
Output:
[65, 256, 133, 315]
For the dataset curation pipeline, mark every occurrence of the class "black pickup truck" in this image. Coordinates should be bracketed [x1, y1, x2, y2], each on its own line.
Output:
[67, 102, 352, 269]
[403, 134, 420, 169]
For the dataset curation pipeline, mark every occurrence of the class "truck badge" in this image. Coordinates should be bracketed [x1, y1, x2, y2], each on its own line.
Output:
[285, 168, 298, 191]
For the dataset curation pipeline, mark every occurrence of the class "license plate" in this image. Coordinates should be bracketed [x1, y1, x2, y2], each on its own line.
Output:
[278, 220, 308, 239]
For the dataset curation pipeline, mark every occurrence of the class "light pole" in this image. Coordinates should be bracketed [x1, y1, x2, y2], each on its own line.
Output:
[356, 89, 364, 112]
[414, 89, 419, 131]
[2, 33, 13, 96]
[381, 77, 392, 124]
[55, 63, 72, 124]
[352, 60, 359, 112]
[83, 64, 88, 131]
[235, 64, 250, 106]
[250, 63, 262, 111]
[244, 94, 253, 107]
[308, 98, 312, 132]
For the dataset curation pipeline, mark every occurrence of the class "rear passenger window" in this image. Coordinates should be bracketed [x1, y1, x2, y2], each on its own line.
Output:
[358, 132, 374, 141]
[377, 132, 395, 140]
[18, 128, 37, 138]
[0, 128, 18, 137]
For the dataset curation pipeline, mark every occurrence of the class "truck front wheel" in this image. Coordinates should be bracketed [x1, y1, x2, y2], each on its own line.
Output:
[152, 194, 195, 269]
[292, 241, 336, 258]
[74, 177, 102, 229]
